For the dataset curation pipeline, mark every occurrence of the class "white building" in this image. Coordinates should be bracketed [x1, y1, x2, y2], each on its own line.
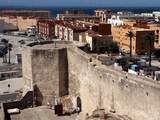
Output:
[108, 15, 124, 26]
[152, 11, 160, 22]
[141, 13, 153, 17]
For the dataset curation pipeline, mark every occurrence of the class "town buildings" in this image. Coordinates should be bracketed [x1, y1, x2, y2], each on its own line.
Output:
[112, 21, 155, 55]
[56, 14, 100, 23]
[148, 23, 160, 48]
[79, 23, 112, 52]
[0, 16, 38, 31]
[56, 10, 100, 23]
[85, 31, 113, 52]
[95, 9, 112, 23]
[108, 15, 124, 26]
[37, 19, 56, 39]
[55, 21, 88, 41]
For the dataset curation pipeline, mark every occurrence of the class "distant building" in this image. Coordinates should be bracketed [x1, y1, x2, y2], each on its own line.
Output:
[147, 23, 160, 48]
[122, 20, 160, 48]
[0, 19, 18, 32]
[108, 15, 124, 26]
[0, 16, 38, 31]
[85, 30, 113, 52]
[17, 16, 38, 31]
[55, 21, 88, 41]
[79, 23, 112, 52]
[113, 13, 154, 22]
[56, 14, 100, 23]
[37, 19, 56, 39]
[95, 9, 112, 23]
[0, 10, 51, 18]
[141, 13, 153, 17]
[132, 20, 150, 29]
[112, 26, 155, 55]
[63, 10, 85, 15]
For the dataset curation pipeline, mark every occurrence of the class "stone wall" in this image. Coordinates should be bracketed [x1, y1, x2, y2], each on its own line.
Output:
[22, 43, 160, 120]
[22, 47, 69, 106]
[67, 47, 160, 120]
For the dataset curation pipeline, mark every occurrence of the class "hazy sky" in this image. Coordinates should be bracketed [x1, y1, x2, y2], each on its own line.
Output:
[0, 0, 160, 7]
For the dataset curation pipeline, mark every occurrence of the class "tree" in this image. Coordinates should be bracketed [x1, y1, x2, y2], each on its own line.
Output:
[108, 41, 119, 53]
[8, 43, 13, 64]
[146, 33, 155, 67]
[126, 31, 134, 57]
[1, 39, 13, 64]
[104, 41, 119, 54]
[1, 39, 8, 63]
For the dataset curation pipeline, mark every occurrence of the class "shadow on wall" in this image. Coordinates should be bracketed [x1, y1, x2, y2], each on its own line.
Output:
[34, 85, 43, 106]
[20, 91, 33, 109]
[59, 48, 69, 97]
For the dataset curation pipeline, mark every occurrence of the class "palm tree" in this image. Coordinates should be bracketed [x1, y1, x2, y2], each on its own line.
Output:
[8, 43, 13, 64]
[1, 39, 8, 63]
[126, 31, 134, 57]
[147, 33, 155, 67]
[1, 39, 13, 64]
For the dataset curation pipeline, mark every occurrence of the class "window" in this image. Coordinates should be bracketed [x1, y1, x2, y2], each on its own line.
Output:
[156, 35, 159, 39]
[156, 30, 159, 33]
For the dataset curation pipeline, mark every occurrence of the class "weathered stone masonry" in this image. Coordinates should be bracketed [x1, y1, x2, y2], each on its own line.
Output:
[22, 42, 160, 120]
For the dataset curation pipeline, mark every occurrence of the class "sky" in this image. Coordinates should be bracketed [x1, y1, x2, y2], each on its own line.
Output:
[0, 0, 160, 7]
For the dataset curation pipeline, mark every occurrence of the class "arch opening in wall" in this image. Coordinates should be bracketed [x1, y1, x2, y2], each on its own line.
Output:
[77, 97, 82, 113]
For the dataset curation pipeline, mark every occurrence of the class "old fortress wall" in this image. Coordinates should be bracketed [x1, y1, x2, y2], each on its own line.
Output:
[22, 43, 160, 120]
[68, 47, 160, 120]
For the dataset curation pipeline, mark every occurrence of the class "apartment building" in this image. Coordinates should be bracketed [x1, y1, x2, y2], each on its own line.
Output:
[85, 30, 113, 52]
[95, 9, 112, 23]
[79, 29, 113, 52]
[124, 20, 160, 48]
[112, 26, 155, 55]
[56, 14, 100, 23]
[37, 19, 56, 39]
[55, 21, 88, 41]
[148, 23, 160, 48]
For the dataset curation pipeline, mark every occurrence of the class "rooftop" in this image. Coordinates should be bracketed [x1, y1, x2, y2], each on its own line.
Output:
[56, 21, 88, 31]
[10, 106, 78, 120]
[26, 40, 73, 50]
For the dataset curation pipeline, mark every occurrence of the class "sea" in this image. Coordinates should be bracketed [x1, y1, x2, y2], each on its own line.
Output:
[1, 6, 160, 16]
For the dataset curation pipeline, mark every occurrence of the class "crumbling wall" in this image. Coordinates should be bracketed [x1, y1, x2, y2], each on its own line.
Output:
[67, 47, 160, 120]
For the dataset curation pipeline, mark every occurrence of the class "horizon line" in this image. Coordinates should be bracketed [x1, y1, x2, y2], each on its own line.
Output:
[1, 5, 160, 8]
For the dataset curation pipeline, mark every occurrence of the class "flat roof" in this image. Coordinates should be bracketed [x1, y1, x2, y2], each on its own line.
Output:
[27, 40, 73, 50]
